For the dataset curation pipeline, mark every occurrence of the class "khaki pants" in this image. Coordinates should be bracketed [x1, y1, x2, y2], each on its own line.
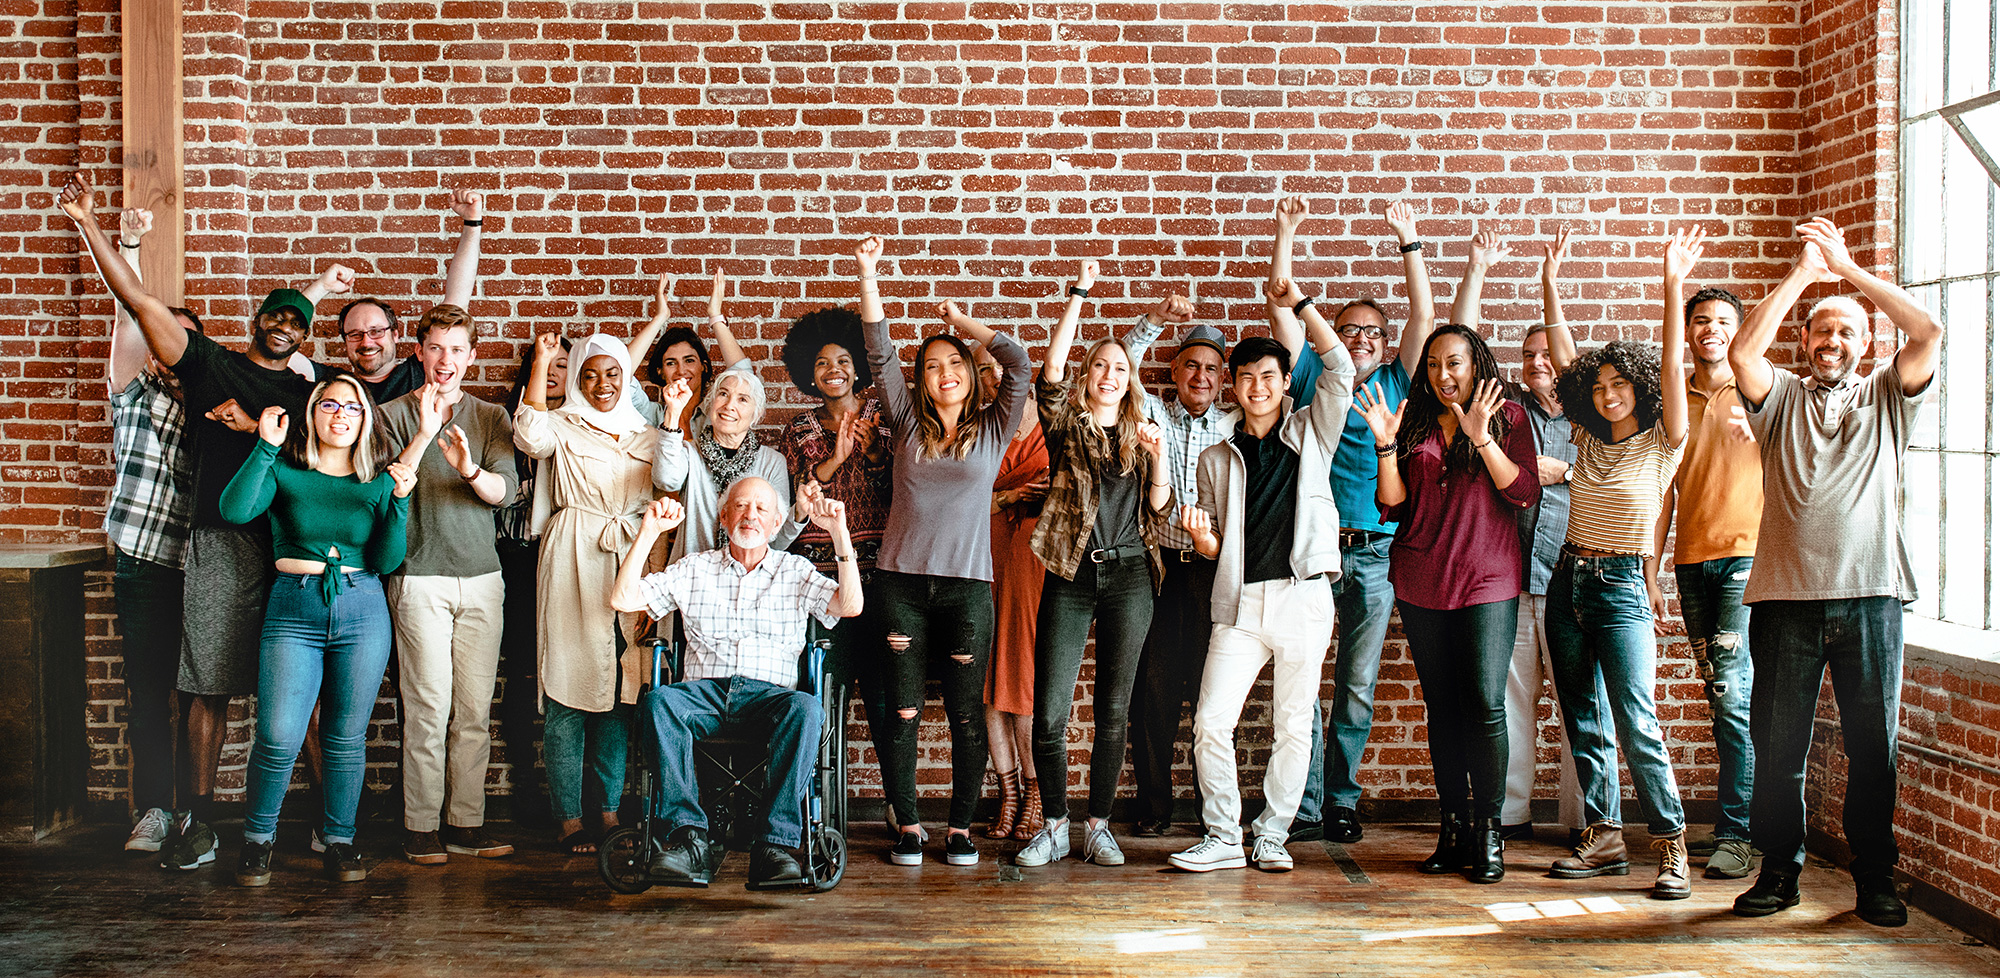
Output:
[388, 572, 506, 832]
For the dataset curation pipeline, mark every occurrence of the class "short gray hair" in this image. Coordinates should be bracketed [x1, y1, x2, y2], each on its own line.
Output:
[708, 362, 767, 429]
[1805, 295, 1869, 331]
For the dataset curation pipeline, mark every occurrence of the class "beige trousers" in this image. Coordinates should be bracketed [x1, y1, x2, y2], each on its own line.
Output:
[388, 571, 506, 832]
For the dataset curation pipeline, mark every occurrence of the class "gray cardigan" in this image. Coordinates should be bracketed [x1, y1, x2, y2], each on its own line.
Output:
[1194, 341, 1355, 623]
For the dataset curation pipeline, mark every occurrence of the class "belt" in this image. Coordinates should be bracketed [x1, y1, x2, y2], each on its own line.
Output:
[1339, 529, 1388, 550]
[1168, 548, 1200, 563]
[1088, 544, 1149, 563]
[1561, 543, 1641, 560]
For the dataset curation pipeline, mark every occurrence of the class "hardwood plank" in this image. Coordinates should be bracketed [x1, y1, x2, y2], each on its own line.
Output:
[118, 0, 185, 306]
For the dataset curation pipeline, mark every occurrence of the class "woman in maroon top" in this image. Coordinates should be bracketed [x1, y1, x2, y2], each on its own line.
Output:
[1357, 324, 1539, 884]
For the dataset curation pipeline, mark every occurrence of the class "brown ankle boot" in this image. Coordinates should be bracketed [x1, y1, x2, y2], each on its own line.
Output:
[1012, 779, 1045, 841]
[985, 768, 1022, 839]
[1550, 822, 1630, 878]
[1652, 832, 1692, 900]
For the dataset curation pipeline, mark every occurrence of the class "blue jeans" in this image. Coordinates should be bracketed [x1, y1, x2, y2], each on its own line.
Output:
[1299, 533, 1395, 822]
[1031, 555, 1154, 821]
[1675, 556, 1755, 841]
[242, 571, 394, 845]
[545, 699, 633, 823]
[1748, 597, 1903, 879]
[1400, 597, 1516, 820]
[1547, 554, 1685, 836]
[874, 571, 994, 830]
[643, 676, 823, 848]
[113, 548, 185, 814]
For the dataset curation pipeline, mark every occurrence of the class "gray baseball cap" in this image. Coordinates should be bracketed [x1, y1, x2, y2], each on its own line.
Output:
[1174, 324, 1227, 359]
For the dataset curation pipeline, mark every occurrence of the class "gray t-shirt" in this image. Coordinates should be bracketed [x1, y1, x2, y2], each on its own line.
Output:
[379, 391, 520, 578]
[1741, 362, 1928, 603]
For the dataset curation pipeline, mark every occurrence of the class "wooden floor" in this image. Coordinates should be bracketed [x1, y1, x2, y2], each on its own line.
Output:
[2, 819, 1994, 978]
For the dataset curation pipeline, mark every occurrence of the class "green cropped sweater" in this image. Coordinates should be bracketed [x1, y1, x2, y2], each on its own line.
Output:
[219, 440, 411, 580]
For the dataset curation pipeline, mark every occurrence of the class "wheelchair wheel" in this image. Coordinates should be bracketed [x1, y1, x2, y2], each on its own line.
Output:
[809, 827, 846, 892]
[598, 825, 654, 894]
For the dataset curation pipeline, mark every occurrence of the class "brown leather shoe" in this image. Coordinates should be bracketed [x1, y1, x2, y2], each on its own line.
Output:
[404, 830, 448, 866]
[985, 768, 1022, 840]
[1652, 833, 1692, 900]
[1012, 779, 1045, 842]
[1549, 822, 1629, 878]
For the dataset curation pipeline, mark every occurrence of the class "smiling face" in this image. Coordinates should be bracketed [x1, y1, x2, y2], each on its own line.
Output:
[1426, 333, 1476, 407]
[1083, 338, 1132, 409]
[1172, 344, 1223, 415]
[922, 337, 975, 410]
[812, 342, 858, 401]
[1591, 362, 1636, 426]
[656, 341, 706, 393]
[251, 309, 306, 361]
[708, 372, 761, 440]
[313, 380, 365, 450]
[1804, 306, 1868, 385]
[545, 350, 569, 403]
[341, 302, 398, 378]
[973, 343, 1002, 393]
[418, 324, 475, 393]
[578, 354, 623, 412]
[1687, 298, 1740, 366]
[1521, 328, 1556, 396]
[720, 478, 784, 552]
[1232, 355, 1288, 423]
[1336, 304, 1391, 378]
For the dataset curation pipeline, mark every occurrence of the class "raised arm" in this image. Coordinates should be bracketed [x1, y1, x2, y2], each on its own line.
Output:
[1122, 292, 1191, 360]
[626, 271, 673, 368]
[56, 174, 188, 367]
[218, 409, 289, 524]
[1451, 228, 1509, 332]
[705, 269, 749, 368]
[1540, 229, 1579, 374]
[799, 484, 864, 618]
[299, 263, 356, 305]
[650, 378, 696, 493]
[1045, 260, 1098, 383]
[1268, 196, 1309, 362]
[1279, 278, 1358, 457]
[441, 188, 484, 309]
[944, 302, 1031, 436]
[1658, 227, 1701, 448]
[1799, 216, 1942, 396]
[1730, 230, 1837, 407]
[106, 207, 154, 390]
[1355, 384, 1408, 509]
[610, 498, 686, 614]
[1387, 201, 1438, 378]
[855, 237, 911, 431]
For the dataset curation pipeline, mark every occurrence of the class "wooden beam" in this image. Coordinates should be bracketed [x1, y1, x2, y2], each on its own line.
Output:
[119, 0, 184, 306]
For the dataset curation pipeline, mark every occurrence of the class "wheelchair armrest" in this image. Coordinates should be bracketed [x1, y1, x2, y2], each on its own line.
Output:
[648, 635, 686, 690]
[796, 624, 833, 698]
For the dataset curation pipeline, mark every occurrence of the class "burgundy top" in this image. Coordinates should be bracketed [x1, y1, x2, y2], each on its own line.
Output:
[1381, 399, 1541, 611]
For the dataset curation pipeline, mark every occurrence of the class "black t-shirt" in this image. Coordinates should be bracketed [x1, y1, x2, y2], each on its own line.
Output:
[317, 353, 423, 405]
[1232, 425, 1300, 585]
[1087, 427, 1144, 552]
[170, 329, 318, 528]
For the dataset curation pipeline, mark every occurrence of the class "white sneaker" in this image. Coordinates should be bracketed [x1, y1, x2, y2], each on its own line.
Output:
[1168, 834, 1246, 872]
[1015, 818, 1070, 867]
[1082, 824, 1125, 866]
[310, 828, 326, 853]
[125, 808, 171, 853]
[1251, 835, 1294, 873]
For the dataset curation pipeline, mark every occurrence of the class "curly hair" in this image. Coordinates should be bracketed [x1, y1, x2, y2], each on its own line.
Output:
[1682, 286, 1743, 325]
[1554, 340, 1663, 443]
[1398, 324, 1519, 473]
[782, 306, 871, 398]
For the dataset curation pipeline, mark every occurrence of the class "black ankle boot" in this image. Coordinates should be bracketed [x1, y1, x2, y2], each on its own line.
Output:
[1464, 817, 1505, 884]
[1417, 811, 1467, 875]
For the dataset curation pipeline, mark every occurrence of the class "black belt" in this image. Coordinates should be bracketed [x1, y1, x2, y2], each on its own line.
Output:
[1339, 529, 1389, 550]
[1088, 544, 1149, 563]
[1169, 548, 1201, 563]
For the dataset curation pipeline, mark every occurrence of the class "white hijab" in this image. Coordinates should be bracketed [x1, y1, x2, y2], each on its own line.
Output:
[556, 333, 650, 436]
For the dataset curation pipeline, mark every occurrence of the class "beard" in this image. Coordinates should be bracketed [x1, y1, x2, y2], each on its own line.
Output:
[725, 526, 771, 551]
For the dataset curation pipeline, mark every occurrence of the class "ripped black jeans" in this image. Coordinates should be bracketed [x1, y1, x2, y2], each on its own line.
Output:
[874, 570, 995, 831]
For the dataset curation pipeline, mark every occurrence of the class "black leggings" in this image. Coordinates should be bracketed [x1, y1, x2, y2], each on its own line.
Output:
[1399, 597, 1517, 821]
[874, 571, 995, 831]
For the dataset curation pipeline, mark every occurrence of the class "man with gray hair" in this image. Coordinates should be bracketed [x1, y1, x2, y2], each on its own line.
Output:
[609, 478, 862, 889]
[1725, 217, 1941, 928]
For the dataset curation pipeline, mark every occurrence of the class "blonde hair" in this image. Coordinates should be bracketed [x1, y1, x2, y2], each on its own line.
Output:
[285, 374, 388, 483]
[1066, 337, 1148, 476]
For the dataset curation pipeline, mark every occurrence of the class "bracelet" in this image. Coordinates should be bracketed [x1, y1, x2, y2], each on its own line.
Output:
[462, 218, 483, 227]
[1067, 286, 1091, 298]
[1399, 241, 1424, 254]
[709, 316, 727, 324]
[1470, 439, 1493, 450]
[832, 553, 854, 563]
[1374, 445, 1396, 457]
[460, 468, 481, 481]
[1292, 295, 1315, 315]
[119, 240, 141, 250]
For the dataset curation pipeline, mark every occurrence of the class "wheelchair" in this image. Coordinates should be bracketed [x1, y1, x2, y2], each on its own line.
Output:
[597, 626, 849, 893]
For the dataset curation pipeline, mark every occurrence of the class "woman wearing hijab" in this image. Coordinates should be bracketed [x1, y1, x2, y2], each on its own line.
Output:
[513, 330, 662, 854]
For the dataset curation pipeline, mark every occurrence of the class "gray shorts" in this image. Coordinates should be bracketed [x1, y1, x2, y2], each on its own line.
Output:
[178, 524, 273, 696]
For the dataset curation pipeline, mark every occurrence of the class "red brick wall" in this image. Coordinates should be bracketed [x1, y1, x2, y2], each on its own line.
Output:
[11, 1, 1932, 829]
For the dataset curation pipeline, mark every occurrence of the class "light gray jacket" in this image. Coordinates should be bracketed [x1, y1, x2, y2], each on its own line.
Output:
[1195, 341, 1355, 624]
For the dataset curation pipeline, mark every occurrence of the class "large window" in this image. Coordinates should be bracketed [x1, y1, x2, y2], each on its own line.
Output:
[1902, 0, 2000, 627]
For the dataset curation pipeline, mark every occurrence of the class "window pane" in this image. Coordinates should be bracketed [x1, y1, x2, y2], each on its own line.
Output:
[1943, 278, 1991, 451]
[1948, 0, 1996, 105]
[1908, 0, 1947, 116]
[1906, 117, 1948, 284]
[1944, 125, 1994, 279]
[1943, 451, 1986, 626]
[1907, 447, 1943, 620]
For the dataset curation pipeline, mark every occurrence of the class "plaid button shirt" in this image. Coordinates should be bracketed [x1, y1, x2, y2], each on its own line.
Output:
[1123, 312, 1238, 552]
[638, 547, 841, 688]
[106, 374, 193, 567]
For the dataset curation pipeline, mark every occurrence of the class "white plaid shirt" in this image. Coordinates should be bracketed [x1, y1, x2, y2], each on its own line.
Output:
[1124, 313, 1237, 551]
[106, 373, 193, 567]
[638, 547, 841, 688]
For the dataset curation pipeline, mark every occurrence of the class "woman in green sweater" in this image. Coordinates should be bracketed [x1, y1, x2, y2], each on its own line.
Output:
[219, 373, 420, 886]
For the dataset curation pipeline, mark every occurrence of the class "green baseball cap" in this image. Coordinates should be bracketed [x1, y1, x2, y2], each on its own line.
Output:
[256, 288, 316, 331]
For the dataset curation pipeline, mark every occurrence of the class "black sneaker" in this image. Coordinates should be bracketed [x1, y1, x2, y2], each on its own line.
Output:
[443, 825, 515, 858]
[890, 830, 924, 866]
[322, 842, 367, 883]
[944, 832, 978, 867]
[234, 839, 274, 887]
[1732, 872, 1802, 917]
[1854, 876, 1907, 928]
[1286, 820, 1324, 844]
[159, 816, 217, 871]
[1133, 817, 1170, 838]
[1330, 807, 1364, 844]
[1498, 821, 1535, 843]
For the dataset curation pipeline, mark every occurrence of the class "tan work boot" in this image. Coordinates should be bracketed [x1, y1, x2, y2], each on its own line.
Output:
[1549, 821, 1630, 878]
[1652, 833, 1692, 900]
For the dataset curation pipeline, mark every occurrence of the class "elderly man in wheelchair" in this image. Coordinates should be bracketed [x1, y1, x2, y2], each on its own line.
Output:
[609, 477, 861, 889]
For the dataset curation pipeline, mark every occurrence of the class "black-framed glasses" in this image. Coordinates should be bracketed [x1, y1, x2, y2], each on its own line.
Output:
[342, 326, 393, 343]
[317, 400, 365, 417]
[1337, 324, 1389, 340]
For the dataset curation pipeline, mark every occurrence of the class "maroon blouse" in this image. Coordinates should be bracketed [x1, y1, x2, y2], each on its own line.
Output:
[1380, 398, 1541, 611]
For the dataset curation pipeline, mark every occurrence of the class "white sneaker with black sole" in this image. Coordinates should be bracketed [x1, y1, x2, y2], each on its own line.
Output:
[1168, 835, 1246, 872]
[1251, 836, 1294, 872]
[125, 808, 171, 853]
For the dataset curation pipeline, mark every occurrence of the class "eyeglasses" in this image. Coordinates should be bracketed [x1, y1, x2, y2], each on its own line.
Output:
[1336, 324, 1389, 340]
[317, 400, 365, 417]
[342, 326, 394, 343]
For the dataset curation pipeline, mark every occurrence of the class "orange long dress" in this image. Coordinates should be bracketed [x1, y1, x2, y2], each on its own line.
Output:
[985, 421, 1048, 716]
